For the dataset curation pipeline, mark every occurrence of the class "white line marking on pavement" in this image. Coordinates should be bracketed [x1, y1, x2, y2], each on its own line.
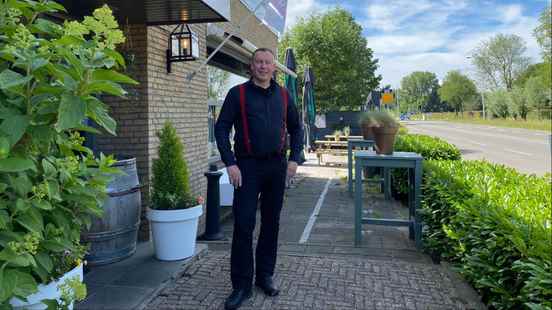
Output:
[504, 148, 533, 156]
[299, 178, 332, 244]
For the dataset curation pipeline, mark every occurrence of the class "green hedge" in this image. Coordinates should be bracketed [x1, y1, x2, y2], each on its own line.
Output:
[392, 134, 461, 198]
[421, 160, 552, 309]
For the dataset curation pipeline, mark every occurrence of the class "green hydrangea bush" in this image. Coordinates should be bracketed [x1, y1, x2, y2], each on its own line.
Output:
[0, 0, 136, 307]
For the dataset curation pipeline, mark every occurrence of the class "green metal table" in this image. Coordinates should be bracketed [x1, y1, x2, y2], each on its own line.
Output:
[347, 139, 391, 200]
[354, 151, 423, 249]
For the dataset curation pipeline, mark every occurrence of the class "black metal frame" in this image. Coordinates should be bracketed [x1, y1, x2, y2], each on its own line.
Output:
[166, 23, 198, 73]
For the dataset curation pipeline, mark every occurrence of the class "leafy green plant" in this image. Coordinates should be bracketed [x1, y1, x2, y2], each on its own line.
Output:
[421, 160, 552, 309]
[0, 0, 136, 306]
[392, 133, 461, 200]
[150, 122, 197, 210]
[359, 110, 399, 127]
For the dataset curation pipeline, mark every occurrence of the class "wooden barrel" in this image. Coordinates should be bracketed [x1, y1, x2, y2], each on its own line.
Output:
[82, 157, 141, 266]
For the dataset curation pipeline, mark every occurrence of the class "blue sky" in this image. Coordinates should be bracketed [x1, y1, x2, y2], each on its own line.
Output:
[284, 0, 549, 88]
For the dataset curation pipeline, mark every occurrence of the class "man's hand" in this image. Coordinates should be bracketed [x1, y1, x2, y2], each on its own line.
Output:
[227, 165, 242, 188]
[287, 161, 298, 182]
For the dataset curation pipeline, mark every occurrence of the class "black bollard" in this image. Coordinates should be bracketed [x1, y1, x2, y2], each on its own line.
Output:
[197, 164, 224, 240]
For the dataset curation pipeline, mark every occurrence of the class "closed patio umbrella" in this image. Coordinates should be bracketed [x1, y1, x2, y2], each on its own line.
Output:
[283, 48, 305, 164]
[302, 66, 316, 151]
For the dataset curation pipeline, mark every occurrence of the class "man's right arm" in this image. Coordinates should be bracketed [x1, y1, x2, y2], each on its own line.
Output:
[215, 88, 238, 167]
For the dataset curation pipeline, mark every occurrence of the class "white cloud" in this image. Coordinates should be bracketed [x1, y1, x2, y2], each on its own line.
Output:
[364, 0, 434, 32]
[366, 1, 542, 88]
[499, 4, 523, 23]
[284, 0, 328, 30]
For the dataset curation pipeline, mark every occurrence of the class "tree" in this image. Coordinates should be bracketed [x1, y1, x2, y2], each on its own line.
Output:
[507, 87, 529, 120]
[534, 5, 551, 62]
[487, 90, 510, 118]
[398, 71, 440, 113]
[207, 65, 230, 100]
[525, 76, 551, 119]
[439, 71, 479, 115]
[279, 8, 381, 112]
[513, 63, 547, 88]
[470, 34, 530, 90]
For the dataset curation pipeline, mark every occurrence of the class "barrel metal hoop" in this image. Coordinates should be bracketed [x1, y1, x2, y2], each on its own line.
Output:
[108, 185, 142, 197]
[82, 223, 140, 241]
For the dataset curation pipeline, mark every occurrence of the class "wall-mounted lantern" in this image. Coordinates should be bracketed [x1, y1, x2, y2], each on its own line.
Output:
[166, 23, 199, 73]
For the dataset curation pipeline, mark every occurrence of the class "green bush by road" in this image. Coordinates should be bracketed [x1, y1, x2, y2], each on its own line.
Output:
[421, 160, 552, 309]
[392, 134, 461, 198]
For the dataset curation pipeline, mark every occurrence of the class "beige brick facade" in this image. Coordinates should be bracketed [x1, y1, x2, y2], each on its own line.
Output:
[97, 24, 209, 241]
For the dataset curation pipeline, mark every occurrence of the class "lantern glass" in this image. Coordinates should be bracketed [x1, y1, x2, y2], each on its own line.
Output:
[179, 33, 189, 56]
[191, 33, 199, 58]
[171, 36, 179, 56]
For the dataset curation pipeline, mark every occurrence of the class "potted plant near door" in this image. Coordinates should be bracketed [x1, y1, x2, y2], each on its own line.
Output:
[147, 122, 203, 261]
[359, 111, 399, 154]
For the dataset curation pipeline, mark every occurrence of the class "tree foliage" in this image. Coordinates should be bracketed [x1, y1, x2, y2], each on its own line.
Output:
[279, 8, 381, 112]
[525, 76, 551, 119]
[470, 34, 530, 90]
[439, 71, 479, 115]
[487, 90, 510, 118]
[507, 87, 529, 120]
[207, 65, 230, 101]
[534, 5, 551, 62]
[398, 71, 440, 113]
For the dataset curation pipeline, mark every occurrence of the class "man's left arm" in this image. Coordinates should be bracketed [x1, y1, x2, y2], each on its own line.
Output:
[286, 91, 304, 176]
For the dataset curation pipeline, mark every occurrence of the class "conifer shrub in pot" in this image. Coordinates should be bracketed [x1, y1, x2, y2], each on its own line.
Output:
[0, 1, 137, 308]
[147, 122, 203, 261]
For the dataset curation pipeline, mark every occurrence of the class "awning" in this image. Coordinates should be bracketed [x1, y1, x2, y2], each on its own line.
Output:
[206, 24, 297, 78]
[58, 0, 230, 25]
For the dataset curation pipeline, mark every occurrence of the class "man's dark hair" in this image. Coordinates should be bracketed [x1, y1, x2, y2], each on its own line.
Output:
[251, 48, 275, 61]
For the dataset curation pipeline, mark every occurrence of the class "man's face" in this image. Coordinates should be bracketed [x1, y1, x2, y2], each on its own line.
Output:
[250, 51, 276, 84]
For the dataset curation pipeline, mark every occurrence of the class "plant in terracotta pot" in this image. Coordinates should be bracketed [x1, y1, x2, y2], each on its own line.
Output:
[147, 122, 203, 261]
[0, 2, 136, 308]
[359, 111, 399, 154]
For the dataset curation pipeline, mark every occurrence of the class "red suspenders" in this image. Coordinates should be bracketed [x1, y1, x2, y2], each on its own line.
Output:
[238, 83, 288, 155]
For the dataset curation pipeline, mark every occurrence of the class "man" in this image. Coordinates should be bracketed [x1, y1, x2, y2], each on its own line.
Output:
[215, 48, 303, 310]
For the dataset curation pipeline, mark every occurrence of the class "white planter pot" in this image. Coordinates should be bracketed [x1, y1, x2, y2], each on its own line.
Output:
[9, 264, 84, 310]
[147, 204, 203, 261]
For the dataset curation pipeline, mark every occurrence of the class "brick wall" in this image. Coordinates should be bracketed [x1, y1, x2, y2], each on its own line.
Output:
[147, 24, 209, 234]
[96, 23, 209, 241]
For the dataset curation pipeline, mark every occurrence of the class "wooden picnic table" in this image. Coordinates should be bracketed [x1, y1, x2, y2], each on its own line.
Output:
[324, 135, 363, 141]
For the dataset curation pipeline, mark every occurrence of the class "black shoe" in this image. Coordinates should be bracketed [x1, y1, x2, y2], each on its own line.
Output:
[255, 277, 280, 296]
[224, 288, 252, 310]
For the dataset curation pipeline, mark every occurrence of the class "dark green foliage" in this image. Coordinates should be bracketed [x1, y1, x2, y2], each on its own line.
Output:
[151, 122, 193, 210]
[279, 8, 381, 112]
[392, 134, 460, 198]
[421, 160, 552, 309]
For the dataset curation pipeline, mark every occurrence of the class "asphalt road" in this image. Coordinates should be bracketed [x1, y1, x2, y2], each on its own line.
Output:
[403, 121, 551, 176]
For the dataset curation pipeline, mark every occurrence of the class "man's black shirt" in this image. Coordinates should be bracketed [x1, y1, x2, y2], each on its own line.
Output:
[215, 79, 303, 166]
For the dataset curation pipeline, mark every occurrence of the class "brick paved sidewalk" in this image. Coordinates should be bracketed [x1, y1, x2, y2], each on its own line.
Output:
[147, 252, 483, 310]
[143, 159, 485, 310]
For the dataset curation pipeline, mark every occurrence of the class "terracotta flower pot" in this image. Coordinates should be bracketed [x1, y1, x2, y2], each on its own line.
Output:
[360, 120, 375, 140]
[372, 126, 399, 155]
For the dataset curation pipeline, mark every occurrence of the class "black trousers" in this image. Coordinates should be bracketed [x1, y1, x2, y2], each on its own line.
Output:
[231, 156, 287, 290]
